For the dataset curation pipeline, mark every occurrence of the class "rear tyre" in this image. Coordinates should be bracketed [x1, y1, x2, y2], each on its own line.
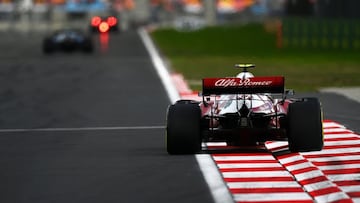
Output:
[82, 38, 94, 53]
[287, 97, 323, 152]
[166, 101, 202, 154]
[42, 38, 54, 54]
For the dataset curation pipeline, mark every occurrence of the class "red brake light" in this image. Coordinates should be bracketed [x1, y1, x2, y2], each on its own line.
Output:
[91, 16, 101, 27]
[107, 16, 117, 27]
[98, 22, 110, 33]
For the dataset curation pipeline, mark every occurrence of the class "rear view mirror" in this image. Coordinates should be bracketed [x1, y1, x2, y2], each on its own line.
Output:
[286, 89, 295, 96]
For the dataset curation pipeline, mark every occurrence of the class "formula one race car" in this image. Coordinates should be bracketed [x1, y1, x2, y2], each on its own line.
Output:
[42, 29, 94, 54]
[90, 15, 119, 33]
[166, 64, 323, 154]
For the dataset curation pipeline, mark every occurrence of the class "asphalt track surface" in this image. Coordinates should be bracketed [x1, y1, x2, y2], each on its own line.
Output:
[0, 31, 213, 203]
[0, 29, 359, 203]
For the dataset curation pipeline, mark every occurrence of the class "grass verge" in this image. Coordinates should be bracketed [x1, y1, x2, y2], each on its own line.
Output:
[150, 24, 360, 92]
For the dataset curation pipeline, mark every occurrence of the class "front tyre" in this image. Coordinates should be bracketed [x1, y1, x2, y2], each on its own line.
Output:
[287, 97, 323, 152]
[166, 101, 202, 154]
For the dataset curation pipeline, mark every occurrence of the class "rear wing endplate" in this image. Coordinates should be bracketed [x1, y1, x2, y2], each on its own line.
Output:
[202, 76, 285, 95]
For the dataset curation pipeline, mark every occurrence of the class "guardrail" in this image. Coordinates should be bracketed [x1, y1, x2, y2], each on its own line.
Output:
[279, 17, 360, 50]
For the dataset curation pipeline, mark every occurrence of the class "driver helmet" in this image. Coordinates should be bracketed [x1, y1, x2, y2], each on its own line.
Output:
[236, 72, 254, 79]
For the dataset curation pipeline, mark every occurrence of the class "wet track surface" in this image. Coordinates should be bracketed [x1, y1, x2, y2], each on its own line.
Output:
[0, 31, 213, 203]
[0, 30, 359, 203]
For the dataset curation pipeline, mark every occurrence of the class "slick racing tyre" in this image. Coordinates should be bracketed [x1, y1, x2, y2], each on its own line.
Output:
[42, 39, 54, 54]
[166, 101, 201, 154]
[287, 97, 323, 152]
[82, 38, 94, 53]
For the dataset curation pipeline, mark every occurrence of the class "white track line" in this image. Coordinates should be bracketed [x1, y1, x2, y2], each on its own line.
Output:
[138, 28, 234, 203]
[138, 28, 180, 103]
[0, 126, 165, 133]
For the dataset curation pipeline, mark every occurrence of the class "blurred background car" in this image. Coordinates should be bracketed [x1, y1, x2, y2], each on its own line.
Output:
[42, 29, 94, 54]
[89, 15, 119, 33]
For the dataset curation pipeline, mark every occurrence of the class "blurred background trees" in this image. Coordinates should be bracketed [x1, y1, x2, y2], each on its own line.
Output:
[0, 0, 359, 50]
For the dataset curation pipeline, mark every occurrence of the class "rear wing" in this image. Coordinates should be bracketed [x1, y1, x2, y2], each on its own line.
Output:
[202, 76, 285, 95]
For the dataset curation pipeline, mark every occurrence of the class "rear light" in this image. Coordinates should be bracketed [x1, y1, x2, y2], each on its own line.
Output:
[91, 16, 102, 27]
[98, 22, 110, 33]
[107, 16, 117, 27]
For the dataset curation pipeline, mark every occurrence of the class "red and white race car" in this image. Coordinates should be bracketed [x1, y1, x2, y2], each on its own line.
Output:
[166, 64, 323, 154]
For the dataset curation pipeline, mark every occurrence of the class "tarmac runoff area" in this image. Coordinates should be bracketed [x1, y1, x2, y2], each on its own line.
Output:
[320, 87, 360, 104]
